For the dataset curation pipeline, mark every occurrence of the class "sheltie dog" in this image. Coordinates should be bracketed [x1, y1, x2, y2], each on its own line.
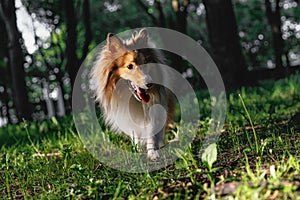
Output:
[91, 29, 174, 160]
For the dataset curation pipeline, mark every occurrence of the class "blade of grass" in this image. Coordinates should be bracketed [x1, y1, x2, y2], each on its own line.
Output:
[113, 181, 122, 200]
[238, 94, 259, 154]
[5, 154, 11, 199]
[23, 119, 41, 156]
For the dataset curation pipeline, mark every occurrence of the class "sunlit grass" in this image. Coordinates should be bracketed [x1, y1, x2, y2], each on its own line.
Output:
[0, 73, 300, 199]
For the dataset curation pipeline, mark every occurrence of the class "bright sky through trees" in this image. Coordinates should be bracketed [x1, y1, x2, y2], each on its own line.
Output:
[15, 0, 50, 54]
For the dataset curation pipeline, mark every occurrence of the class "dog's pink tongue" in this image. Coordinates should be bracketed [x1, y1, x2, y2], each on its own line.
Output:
[137, 88, 150, 103]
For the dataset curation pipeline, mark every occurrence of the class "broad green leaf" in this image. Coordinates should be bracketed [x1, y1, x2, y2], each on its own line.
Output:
[201, 143, 217, 168]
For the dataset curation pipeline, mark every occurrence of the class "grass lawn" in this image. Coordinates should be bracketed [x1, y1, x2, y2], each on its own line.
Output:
[1, 73, 300, 199]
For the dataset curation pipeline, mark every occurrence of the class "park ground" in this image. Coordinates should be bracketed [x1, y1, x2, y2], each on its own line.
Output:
[0, 73, 300, 199]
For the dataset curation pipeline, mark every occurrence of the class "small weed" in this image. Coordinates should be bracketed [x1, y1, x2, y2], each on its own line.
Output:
[239, 93, 259, 154]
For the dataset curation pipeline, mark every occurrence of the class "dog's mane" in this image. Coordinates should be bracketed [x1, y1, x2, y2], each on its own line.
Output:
[90, 29, 168, 116]
[90, 45, 115, 111]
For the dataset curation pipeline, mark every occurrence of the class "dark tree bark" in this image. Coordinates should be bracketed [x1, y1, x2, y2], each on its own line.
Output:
[202, 0, 247, 87]
[80, 0, 92, 64]
[0, 12, 7, 59]
[171, 0, 189, 34]
[154, 0, 166, 27]
[0, 0, 33, 120]
[169, 0, 190, 76]
[265, 0, 284, 69]
[63, 0, 79, 86]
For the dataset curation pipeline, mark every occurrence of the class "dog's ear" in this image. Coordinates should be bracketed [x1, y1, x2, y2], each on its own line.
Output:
[131, 29, 148, 45]
[106, 33, 126, 54]
[138, 29, 148, 40]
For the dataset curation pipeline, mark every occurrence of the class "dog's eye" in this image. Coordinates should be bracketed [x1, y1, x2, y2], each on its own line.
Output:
[127, 64, 134, 70]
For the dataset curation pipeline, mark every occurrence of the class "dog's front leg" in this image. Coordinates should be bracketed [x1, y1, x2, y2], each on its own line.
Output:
[146, 132, 161, 161]
[146, 117, 166, 161]
[143, 102, 167, 160]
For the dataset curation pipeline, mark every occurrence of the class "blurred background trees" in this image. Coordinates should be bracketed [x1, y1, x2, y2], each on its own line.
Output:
[0, 0, 33, 121]
[0, 0, 299, 125]
[203, 0, 247, 86]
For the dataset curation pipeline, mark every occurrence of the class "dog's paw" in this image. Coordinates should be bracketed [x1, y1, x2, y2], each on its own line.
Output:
[147, 149, 161, 161]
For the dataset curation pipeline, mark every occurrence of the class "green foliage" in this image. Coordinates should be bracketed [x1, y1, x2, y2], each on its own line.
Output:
[1, 0, 300, 197]
[234, 0, 273, 68]
[2, 0, 300, 122]
[234, 0, 300, 68]
[0, 73, 300, 199]
[201, 143, 217, 172]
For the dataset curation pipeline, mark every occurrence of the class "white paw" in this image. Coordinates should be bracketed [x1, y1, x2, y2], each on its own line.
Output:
[147, 149, 161, 161]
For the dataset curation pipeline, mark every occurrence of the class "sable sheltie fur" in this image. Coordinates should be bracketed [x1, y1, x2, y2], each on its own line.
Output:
[91, 29, 174, 160]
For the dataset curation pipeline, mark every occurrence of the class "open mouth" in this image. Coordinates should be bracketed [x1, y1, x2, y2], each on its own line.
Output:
[128, 81, 150, 103]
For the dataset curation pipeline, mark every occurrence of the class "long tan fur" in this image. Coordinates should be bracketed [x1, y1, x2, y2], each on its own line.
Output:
[91, 29, 174, 160]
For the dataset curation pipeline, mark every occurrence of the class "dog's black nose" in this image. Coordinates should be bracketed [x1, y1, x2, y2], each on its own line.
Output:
[146, 83, 153, 88]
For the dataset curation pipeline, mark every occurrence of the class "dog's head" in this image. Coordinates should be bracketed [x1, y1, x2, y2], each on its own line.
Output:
[106, 30, 153, 103]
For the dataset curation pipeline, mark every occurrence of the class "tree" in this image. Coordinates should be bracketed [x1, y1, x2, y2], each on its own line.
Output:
[265, 0, 284, 69]
[171, 0, 189, 34]
[80, 0, 92, 64]
[63, 0, 80, 86]
[202, 0, 247, 87]
[0, 0, 33, 120]
[63, 0, 92, 86]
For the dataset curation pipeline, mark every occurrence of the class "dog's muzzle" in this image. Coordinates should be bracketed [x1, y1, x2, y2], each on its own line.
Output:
[128, 81, 152, 103]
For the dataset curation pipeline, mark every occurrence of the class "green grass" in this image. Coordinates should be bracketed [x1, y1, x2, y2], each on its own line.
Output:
[1, 73, 300, 199]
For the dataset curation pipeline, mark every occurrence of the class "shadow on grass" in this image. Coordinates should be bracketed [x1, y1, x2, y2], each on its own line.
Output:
[0, 115, 75, 148]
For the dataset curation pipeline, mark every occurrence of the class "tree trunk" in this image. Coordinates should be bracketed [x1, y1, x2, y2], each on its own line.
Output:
[170, 0, 190, 76]
[172, 0, 189, 34]
[154, 0, 166, 27]
[1, 87, 11, 125]
[202, 0, 247, 87]
[0, 0, 33, 121]
[80, 0, 92, 64]
[63, 0, 79, 86]
[56, 84, 66, 116]
[265, 0, 284, 69]
[42, 80, 55, 118]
